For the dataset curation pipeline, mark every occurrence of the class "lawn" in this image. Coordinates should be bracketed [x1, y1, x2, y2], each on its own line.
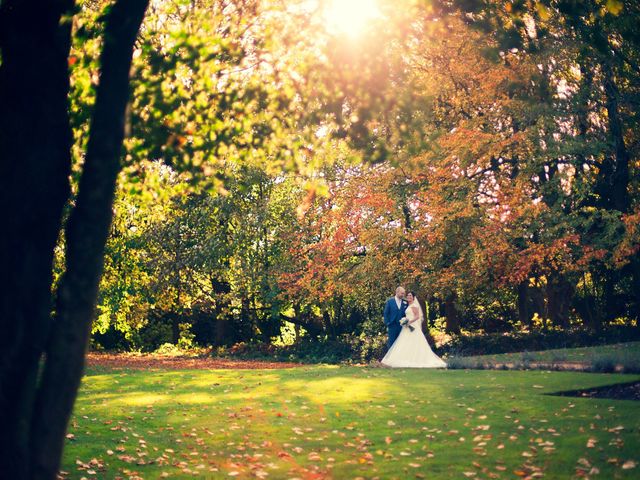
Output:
[62, 364, 640, 479]
[462, 341, 640, 366]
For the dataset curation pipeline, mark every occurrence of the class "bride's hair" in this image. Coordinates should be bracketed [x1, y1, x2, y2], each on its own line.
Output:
[407, 291, 417, 297]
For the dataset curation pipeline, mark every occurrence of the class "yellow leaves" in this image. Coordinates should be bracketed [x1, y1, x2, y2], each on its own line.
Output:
[535, 3, 552, 21]
[606, 0, 624, 15]
[622, 460, 637, 470]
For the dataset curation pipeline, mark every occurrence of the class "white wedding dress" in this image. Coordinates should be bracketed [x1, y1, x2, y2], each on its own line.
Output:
[381, 299, 447, 368]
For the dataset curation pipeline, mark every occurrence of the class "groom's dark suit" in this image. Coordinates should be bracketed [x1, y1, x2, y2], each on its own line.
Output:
[383, 296, 408, 349]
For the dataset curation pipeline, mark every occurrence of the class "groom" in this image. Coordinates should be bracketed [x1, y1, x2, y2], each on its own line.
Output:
[383, 286, 408, 349]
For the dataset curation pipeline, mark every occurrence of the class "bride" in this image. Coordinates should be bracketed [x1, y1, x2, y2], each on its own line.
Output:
[381, 292, 447, 368]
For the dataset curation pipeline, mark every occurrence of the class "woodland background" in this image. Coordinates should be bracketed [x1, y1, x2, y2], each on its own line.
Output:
[78, 0, 640, 360]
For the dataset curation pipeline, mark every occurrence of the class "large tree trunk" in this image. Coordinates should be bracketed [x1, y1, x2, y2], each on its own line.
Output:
[30, 2, 149, 476]
[0, 0, 75, 476]
[0, 0, 148, 478]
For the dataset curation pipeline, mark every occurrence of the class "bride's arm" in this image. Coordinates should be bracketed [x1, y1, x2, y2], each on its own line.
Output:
[408, 306, 420, 324]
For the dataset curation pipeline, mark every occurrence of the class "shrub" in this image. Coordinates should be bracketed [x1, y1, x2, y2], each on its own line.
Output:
[137, 320, 173, 351]
[622, 360, 640, 374]
[438, 326, 640, 358]
[154, 343, 183, 356]
[91, 325, 132, 351]
[551, 351, 568, 363]
[590, 355, 617, 373]
[446, 357, 479, 370]
[215, 334, 388, 364]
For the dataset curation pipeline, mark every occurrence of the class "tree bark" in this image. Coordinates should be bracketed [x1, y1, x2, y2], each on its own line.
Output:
[444, 294, 461, 334]
[600, 59, 630, 213]
[545, 272, 574, 329]
[517, 280, 532, 328]
[0, 0, 74, 477]
[28, 1, 149, 477]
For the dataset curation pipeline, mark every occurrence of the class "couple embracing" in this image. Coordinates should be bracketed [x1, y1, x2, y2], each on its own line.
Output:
[381, 286, 446, 368]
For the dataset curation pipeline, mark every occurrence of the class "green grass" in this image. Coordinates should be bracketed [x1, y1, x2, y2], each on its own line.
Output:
[62, 365, 640, 479]
[462, 341, 640, 366]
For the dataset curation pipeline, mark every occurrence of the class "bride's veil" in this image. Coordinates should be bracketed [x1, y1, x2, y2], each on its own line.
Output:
[412, 296, 425, 321]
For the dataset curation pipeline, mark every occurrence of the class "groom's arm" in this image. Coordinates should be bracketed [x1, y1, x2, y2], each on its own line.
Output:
[383, 299, 391, 326]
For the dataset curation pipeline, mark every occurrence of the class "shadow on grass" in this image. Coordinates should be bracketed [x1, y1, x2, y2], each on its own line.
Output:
[546, 380, 640, 401]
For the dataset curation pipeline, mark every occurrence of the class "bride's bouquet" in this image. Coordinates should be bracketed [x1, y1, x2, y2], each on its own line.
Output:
[400, 317, 415, 332]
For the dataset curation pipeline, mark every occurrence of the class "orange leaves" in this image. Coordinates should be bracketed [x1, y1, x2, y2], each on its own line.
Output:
[613, 208, 640, 267]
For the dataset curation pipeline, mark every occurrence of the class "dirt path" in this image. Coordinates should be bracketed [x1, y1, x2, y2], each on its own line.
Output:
[85, 352, 302, 370]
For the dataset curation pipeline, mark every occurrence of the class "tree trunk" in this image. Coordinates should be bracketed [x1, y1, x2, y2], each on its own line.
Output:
[598, 271, 619, 325]
[444, 294, 461, 334]
[172, 313, 181, 344]
[28, 1, 149, 478]
[419, 297, 436, 345]
[545, 272, 574, 329]
[529, 282, 546, 330]
[0, 0, 74, 476]
[212, 278, 231, 345]
[517, 280, 532, 328]
[602, 59, 630, 214]
[427, 296, 437, 326]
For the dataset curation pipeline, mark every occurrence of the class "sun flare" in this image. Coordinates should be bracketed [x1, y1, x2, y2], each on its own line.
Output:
[323, 0, 382, 37]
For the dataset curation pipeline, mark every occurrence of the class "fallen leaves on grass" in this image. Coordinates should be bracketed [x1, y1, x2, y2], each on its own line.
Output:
[85, 352, 300, 370]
